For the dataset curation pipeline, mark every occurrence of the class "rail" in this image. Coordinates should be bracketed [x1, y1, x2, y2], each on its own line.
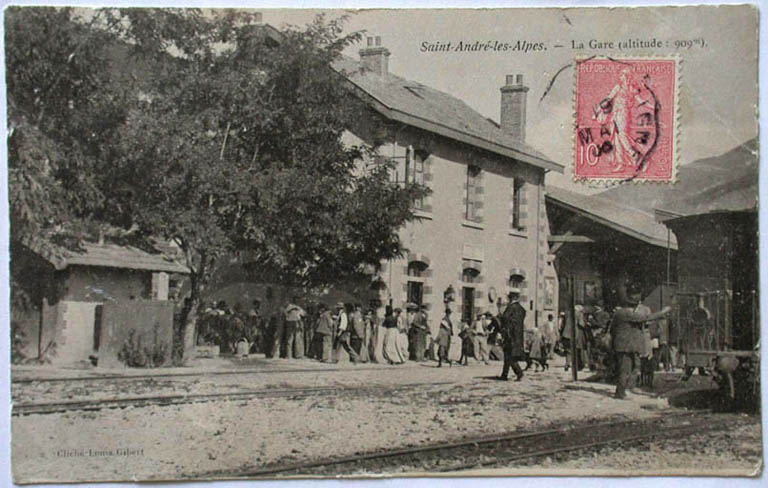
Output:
[194, 411, 750, 478]
[11, 364, 395, 384]
[12, 381, 449, 416]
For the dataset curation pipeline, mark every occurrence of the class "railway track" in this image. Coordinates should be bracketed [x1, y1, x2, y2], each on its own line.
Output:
[11, 364, 394, 384]
[195, 411, 752, 478]
[12, 381, 449, 416]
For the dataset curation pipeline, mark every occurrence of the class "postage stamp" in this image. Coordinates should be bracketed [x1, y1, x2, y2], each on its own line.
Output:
[573, 57, 679, 182]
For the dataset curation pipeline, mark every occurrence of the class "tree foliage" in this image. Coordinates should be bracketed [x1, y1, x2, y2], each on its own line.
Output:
[6, 7, 128, 241]
[6, 7, 429, 360]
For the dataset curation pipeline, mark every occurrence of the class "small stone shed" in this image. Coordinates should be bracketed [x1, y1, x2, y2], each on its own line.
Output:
[11, 238, 190, 366]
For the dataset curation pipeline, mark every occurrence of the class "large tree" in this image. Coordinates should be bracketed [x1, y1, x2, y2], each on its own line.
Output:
[7, 8, 428, 362]
[6, 7, 133, 357]
[6, 7, 130, 242]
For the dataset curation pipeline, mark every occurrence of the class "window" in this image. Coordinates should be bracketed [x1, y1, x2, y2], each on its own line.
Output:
[462, 286, 475, 324]
[413, 154, 425, 186]
[407, 261, 428, 306]
[407, 148, 426, 209]
[465, 165, 481, 221]
[461, 268, 479, 324]
[407, 282, 424, 306]
[511, 178, 526, 231]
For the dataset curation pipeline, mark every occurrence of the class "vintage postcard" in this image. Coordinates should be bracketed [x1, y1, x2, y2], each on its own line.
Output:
[6, 4, 760, 484]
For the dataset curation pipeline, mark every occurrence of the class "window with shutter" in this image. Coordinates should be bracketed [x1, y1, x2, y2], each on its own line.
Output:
[511, 178, 526, 231]
[465, 165, 481, 221]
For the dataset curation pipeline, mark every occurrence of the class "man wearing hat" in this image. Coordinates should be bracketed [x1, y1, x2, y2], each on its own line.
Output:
[282, 297, 306, 359]
[499, 288, 526, 381]
[437, 308, 454, 367]
[314, 303, 334, 363]
[612, 281, 671, 399]
[335, 302, 360, 363]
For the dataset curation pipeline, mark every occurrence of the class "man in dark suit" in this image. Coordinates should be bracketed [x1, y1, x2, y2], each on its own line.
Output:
[499, 289, 526, 381]
[612, 282, 671, 399]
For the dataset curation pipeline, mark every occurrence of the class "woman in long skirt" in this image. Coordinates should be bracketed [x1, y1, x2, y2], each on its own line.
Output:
[372, 308, 386, 363]
[382, 307, 405, 364]
[361, 309, 374, 363]
[409, 307, 430, 362]
[395, 308, 409, 362]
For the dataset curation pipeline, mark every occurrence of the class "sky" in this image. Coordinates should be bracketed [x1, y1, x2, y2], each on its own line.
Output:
[259, 6, 758, 192]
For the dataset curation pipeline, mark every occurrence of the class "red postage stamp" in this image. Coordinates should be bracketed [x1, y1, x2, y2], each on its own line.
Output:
[573, 57, 678, 182]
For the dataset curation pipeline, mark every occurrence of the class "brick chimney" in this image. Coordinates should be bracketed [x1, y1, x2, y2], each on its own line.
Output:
[359, 36, 390, 76]
[500, 74, 529, 142]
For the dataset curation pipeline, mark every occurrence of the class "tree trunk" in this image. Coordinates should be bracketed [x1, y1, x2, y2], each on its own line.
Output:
[179, 249, 207, 364]
[181, 295, 199, 364]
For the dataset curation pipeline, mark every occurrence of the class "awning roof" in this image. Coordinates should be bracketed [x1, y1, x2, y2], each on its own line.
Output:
[546, 186, 677, 249]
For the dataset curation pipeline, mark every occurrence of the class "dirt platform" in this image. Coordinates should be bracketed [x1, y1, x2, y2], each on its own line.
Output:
[11, 356, 756, 482]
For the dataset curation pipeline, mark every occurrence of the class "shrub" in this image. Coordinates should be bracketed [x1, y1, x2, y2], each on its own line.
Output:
[118, 323, 169, 368]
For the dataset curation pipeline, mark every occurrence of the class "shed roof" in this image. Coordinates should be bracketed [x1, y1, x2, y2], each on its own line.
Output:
[546, 186, 677, 249]
[22, 237, 190, 274]
[333, 56, 563, 173]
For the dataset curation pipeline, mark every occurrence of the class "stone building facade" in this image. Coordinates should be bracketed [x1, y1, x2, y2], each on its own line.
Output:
[338, 38, 562, 335]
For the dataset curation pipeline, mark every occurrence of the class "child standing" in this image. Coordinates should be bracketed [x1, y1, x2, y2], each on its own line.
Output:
[458, 322, 473, 366]
[640, 324, 655, 387]
[526, 325, 548, 371]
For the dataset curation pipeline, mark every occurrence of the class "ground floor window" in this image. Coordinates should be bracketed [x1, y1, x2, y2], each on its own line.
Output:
[407, 281, 424, 306]
[462, 286, 475, 324]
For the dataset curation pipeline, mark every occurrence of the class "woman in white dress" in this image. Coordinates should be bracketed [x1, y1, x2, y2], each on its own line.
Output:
[382, 307, 406, 364]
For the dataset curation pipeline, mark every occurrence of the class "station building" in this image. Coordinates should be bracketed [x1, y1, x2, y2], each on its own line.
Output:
[331, 37, 563, 334]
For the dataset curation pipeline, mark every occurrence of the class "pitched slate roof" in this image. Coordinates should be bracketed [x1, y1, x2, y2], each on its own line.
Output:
[22, 237, 190, 274]
[333, 56, 563, 173]
[546, 186, 677, 249]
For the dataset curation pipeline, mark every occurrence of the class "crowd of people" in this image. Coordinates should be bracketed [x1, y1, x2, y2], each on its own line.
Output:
[196, 282, 683, 397]
[195, 289, 567, 380]
[555, 282, 683, 399]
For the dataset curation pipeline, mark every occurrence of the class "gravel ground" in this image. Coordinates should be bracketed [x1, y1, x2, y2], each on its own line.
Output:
[479, 417, 762, 476]
[11, 356, 760, 483]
